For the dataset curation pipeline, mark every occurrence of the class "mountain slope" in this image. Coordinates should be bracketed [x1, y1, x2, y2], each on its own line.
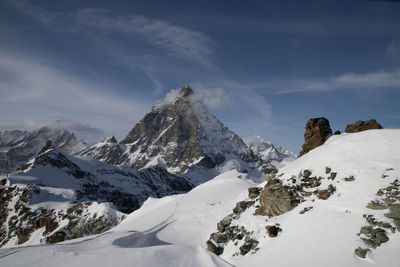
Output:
[0, 142, 192, 248]
[0, 127, 87, 174]
[243, 135, 297, 169]
[78, 86, 258, 183]
[1, 129, 399, 266]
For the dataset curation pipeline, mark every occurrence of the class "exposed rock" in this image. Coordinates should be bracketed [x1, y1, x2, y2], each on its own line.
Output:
[299, 117, 332, 156]
[334, 130, 341, 135]
[325, 167, 331, 174]
[385, 204, 400, 220]
[239, 238, 258, 255]
[217, 216, 233, 232]
[233, 201, 254, 214]
[299, 206, 313, 214]
[37, 140, 54, 156]
[317, 190, 331, 200]
[344, 176, 355, 182]
[46, 231, 67, 244]
[266, 225, 281, 237]
[367, 201, 387, 210]
[206, 240, 223, 255]
[303, 169, 312, 178]
[360, 228, 389, 248]
[256, 179, 302, 217]
[345, 119, 382, 133]
[210, 232, 229, 244]
[329, 172, 337, 180]
[248, 187, 261, 199]
[354, 247, 370, 258]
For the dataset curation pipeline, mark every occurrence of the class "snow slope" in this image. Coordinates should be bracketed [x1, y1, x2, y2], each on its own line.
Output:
[0, 170, 254, 267]
[1, 129, 399, 266]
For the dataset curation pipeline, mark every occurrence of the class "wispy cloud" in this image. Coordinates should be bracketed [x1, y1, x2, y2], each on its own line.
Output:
[0, 50, 152, 142]
[246, 69, 400, 94]
[9, 0, 216, 70]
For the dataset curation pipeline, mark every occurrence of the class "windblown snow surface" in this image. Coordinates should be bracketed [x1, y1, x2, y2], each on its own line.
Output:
[0, 129, 399, 267]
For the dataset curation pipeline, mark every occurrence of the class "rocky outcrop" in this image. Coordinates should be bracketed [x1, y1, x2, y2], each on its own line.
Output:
[299, 117, 332, 156]
[0, 185, 121, 247]
[255, 179, 302, 216]
[345, 119, 382, 133]
[207, 168, 343, 257]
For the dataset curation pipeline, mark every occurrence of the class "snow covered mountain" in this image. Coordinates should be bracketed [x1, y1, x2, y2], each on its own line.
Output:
[0, 141, 192, 248]
[78, 86, 259, 184]
[243, 135, 297, 169]
[1, 129, 399, 266]
[0, 127, 87, 174]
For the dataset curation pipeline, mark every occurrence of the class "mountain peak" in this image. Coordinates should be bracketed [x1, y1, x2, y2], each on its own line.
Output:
[179, 85, 193, 97]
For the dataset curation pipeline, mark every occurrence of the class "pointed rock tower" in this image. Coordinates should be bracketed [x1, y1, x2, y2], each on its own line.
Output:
[79, 85, 256, 176]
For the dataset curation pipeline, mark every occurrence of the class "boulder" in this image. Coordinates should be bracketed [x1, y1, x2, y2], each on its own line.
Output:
[300, 117, 332, 156]
[345, 119, 382, 133]
[206, 240, 223, 255]
[354, 247, 369, 258]
[257, 180, 302, 217]
[266, 225, 281, 237]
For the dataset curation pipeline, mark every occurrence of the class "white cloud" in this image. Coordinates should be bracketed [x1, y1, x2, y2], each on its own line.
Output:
[0, 51, 151, 142]
[190, 83, 231, 109]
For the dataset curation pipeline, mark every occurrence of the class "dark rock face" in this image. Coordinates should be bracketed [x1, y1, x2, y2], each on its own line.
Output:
[0, 185, 120, 247]
[77, 136, 124, 164]
[78, 85, 255, 176]
[300, 117, 332, 156]
[345, 119, 382, 133]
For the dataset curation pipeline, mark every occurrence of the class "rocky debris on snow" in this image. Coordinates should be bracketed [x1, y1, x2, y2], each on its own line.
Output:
[299, 206, 313, 214]
[207, 167, 346, 257]
[0, 185, 121, 247]
[299, 117, 332, 156]
[355, 177, 400, 259]
[325, 167, 332, 174]
[345, 119, 382, 133]
[344, 176, 355, 182]
[239, 237, 259, 255]
[329, 172, 337, 180]
[233, 201, 255, 214]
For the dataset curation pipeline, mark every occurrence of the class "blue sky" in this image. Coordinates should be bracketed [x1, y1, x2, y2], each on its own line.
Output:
[1, 0, 400, 152]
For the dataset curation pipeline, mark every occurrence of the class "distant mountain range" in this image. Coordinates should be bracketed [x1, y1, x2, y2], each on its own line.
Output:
[0, 85, 296, 248]
[0, 127, 87, 174]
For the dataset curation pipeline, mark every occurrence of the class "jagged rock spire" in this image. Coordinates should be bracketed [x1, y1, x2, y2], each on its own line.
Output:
[180, 85, 193, 97]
